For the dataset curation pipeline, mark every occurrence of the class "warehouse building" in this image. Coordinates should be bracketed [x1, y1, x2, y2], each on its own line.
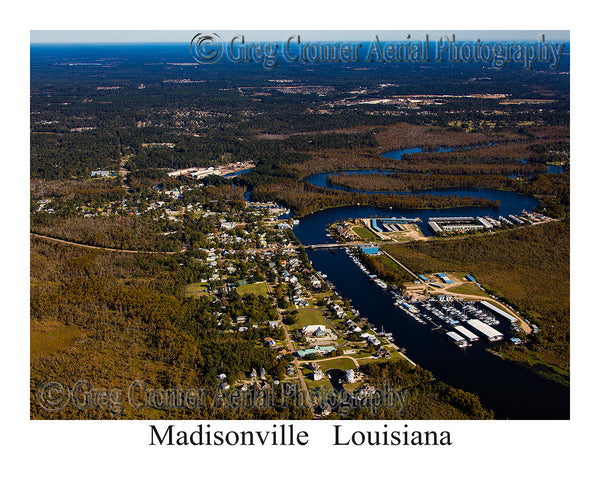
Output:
[428, 216, 490, 235]
[361, 245, 379, 255]
[436, 272, 454, 284]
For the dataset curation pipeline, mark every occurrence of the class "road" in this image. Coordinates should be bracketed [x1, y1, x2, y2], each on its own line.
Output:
[265, 282, 314, 417]
[299, 355, 359, 369]
[380, 249, 425, 283]
[30, 233, 182, 255]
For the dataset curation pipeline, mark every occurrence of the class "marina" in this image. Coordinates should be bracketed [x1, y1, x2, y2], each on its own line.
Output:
[293, 199, 569, 419]
[342, 245, 518, 345]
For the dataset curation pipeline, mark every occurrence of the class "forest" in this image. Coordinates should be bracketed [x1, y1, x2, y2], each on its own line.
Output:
[30, 238, 310, 419]
[326, 172, 569, 218]
[251, 179, 499, 217]
[355, 361, 493, 420]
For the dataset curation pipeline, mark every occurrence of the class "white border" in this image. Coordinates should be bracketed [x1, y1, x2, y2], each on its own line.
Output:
[5, 0, 597, 477]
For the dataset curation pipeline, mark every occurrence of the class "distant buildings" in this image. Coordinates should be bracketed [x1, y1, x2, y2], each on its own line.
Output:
[91, 170, 115, 177]
[167, 161, 255, 179]
[296, 345, 336, 358]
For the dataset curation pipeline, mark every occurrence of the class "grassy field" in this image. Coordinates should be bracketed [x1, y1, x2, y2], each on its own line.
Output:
[446, 282, 484, 296]
[236, 282, 269, 296]
[309, 357, 356, 371]
[352, 226, 380, 241]
[303, 376, 330, 390]
[184, 282, 209, 297]
[289, 308, 328, 331]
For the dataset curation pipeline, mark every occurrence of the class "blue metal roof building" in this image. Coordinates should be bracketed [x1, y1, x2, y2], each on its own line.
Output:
[361, 245, 379, 255]
[370, 218, 382, 232]
[436, 273, 454, 284]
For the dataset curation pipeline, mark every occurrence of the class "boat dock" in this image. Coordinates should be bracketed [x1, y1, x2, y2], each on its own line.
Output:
[446, 331, 468, 348]
[466, 319, 504, 342]
[454, 325, 479, 343]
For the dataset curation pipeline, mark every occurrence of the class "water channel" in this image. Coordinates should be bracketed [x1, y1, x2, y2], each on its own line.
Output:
[292, 148, 569, 419]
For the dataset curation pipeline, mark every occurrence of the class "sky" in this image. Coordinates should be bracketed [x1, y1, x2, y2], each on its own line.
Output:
[30, 30, 570, 44]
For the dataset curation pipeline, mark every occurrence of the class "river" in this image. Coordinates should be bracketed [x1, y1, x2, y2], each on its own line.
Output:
[292, 148, 569, 419]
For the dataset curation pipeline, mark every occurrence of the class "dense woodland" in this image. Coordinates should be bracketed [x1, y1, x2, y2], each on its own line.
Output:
[356, 361, 493, 419]
[326, 172, 569, 218]
[252, 179, 499, 218]
[30, 239, 312, 419]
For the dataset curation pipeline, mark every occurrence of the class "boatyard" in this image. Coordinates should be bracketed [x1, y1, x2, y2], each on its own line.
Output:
[427, 211, 550, 236]
[344, 217, 426, 242]
[333, 212, 552, 244]
[343, 245, 524, 351]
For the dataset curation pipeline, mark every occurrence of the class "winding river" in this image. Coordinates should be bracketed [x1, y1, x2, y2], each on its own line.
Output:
[292, 148, 569, 419]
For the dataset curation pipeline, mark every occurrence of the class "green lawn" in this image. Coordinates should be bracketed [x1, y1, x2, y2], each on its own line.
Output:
[304, 377, 330, 390]
[289, 308, 328, 331]
[310, 357, 356, 372]
[446, 282, 484, 296]
[184, 282, 209, 297]
[236, 281, 269, 296]
[353, 226, 379, 241]
[344, 381, 365, 393]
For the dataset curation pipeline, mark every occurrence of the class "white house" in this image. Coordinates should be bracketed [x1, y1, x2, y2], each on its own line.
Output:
[302, 325, 327, 337]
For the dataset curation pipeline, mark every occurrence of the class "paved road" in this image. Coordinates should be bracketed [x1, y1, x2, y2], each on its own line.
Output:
[266, 282, 314, 417]
[30, 233, 181, 255]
